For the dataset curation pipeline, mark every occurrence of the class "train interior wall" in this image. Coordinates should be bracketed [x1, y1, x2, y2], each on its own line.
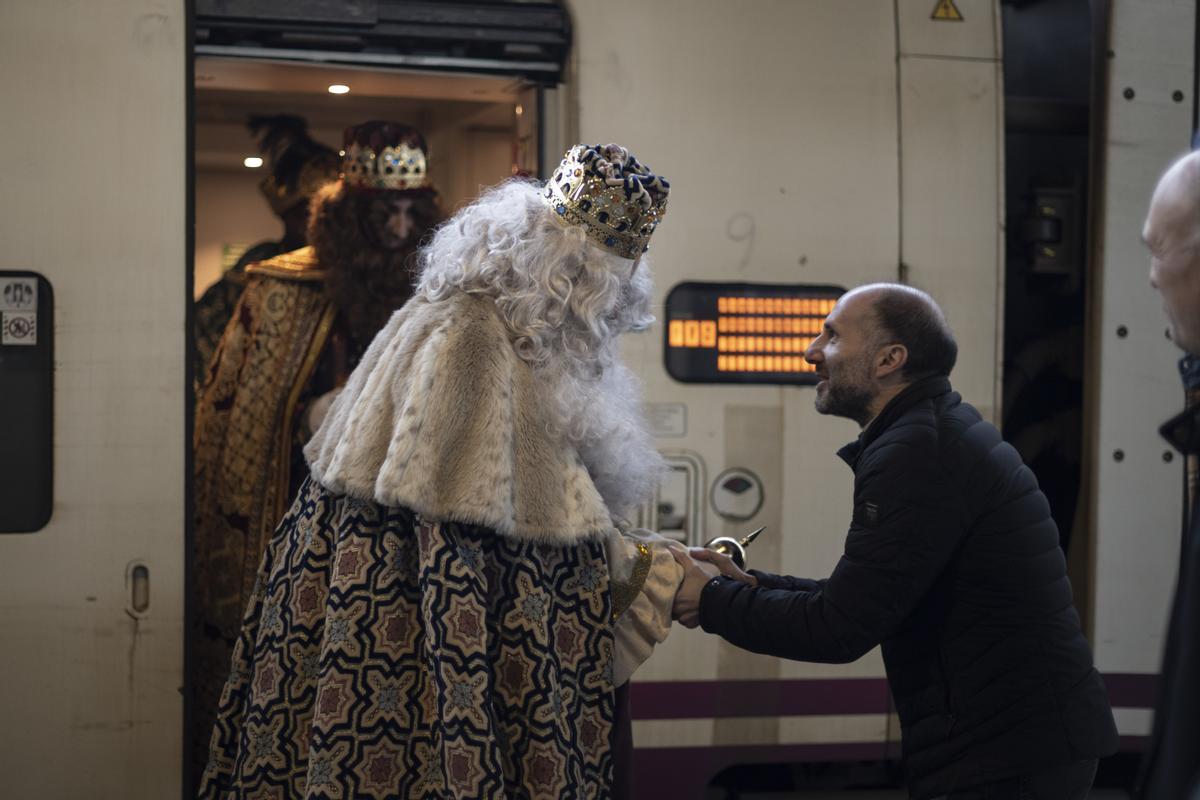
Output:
[193, 58, 527, 298]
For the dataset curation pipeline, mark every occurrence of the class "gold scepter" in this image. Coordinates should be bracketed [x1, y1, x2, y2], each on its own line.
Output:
[702, 526, 766, 570]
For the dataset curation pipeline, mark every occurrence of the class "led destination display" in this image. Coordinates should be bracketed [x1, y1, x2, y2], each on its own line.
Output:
[663, 282, 845, 385]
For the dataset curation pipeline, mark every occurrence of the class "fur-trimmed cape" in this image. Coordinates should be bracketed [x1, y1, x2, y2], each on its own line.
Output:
[304, 292, 615, 544]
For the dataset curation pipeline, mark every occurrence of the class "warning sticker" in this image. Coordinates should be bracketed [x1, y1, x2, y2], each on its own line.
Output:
[0, 277, 37, 312]
[2, 312, 37, 345]
[931, 0, 964, 21]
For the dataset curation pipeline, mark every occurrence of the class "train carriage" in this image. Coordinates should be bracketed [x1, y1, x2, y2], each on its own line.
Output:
[0, 0, 1193, 796]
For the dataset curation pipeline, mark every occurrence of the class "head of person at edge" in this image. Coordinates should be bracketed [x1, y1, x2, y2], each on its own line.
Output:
[1136, 150, 1200, 800]
[1145, 151, 1200, 357]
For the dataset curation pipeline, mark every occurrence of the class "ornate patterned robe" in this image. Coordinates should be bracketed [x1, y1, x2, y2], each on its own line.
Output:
[199, 291, 681, 798]
[201, 478, 617, 799]
[194, 240, 292, 389]
[193, 247, 337, 782]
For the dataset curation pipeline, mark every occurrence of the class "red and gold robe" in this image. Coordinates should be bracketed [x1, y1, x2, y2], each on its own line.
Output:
[192, 246, 337, 780]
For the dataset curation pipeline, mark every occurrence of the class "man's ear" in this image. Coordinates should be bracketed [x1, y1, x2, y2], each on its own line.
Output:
[875, 344, 908, 379]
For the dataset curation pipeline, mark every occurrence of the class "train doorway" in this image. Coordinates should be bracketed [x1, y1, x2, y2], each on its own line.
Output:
[187, 2, 570, 792]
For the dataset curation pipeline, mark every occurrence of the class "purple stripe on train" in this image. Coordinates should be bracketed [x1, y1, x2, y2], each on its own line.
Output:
[630, 673, 1158, 721]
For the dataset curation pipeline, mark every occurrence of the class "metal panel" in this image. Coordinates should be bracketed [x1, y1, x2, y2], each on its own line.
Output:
[571, 2, 901, 760]
[899, 55, 1004, 419]
[711, 405, 784, 747]
[196, 0, 379, 24]
[195, 0, 571, 79]
[897, 0, 998, 60]
[1090, 0, 1195, 677]
[0, 1, 185, 795]
[573, 0, 902, 699]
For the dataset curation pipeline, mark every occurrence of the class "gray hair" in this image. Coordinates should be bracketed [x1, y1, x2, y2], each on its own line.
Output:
[415, 178, 664, 516]
[416, 179, 655, 375]
[853, 283, 958, 379]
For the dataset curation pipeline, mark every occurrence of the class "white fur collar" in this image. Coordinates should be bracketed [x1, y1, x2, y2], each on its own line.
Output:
[304, 293, 614, 544]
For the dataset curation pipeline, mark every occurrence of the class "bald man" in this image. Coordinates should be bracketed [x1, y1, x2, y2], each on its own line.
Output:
[1139, 153, 1200, 800]
[672, 284, 1118, 799]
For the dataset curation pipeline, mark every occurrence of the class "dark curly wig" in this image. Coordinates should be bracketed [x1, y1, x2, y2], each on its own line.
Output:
[308, 181, 443, 350]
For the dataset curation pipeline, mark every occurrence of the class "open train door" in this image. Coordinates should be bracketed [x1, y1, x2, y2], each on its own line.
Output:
[0, 0, 572, 796]
[188, 0, 571, 794]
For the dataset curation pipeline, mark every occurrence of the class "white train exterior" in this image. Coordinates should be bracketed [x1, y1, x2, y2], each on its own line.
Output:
[0, 0, 1193, 795]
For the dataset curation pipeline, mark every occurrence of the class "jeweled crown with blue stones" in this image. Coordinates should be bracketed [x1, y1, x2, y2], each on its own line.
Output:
[341, 141, 429, 191]
[541, 144, 669, 259]
[338, 121, 432, 192]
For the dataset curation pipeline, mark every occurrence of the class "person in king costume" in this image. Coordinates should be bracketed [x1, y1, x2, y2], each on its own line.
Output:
[192, 121, 443, 785]
[194, 114, 340, 388]
[198, 144, 686, 798]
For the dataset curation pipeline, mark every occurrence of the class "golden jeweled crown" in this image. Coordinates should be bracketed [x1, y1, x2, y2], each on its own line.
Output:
[542, 144, 669, 259]
[340, 141, 430, 191]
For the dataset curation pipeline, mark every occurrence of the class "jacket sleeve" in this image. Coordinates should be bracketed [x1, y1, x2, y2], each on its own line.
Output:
[699, 439, 966, 663]
[748, 570, 826, 593]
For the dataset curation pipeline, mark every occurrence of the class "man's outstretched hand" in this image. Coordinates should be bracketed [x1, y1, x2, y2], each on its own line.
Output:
[669, 546, 761, 629]
[688, 547, 758, 587]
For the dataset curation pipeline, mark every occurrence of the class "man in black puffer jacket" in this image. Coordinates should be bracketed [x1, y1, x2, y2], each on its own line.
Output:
[672, 283, 1118, 799]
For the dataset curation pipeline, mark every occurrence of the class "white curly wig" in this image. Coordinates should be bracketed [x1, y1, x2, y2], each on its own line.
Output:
[417, 179, 655, 367]
[416, 178, 665, 516]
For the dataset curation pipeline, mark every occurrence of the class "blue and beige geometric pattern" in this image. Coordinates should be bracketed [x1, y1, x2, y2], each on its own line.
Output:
[200, 477, 616, 799]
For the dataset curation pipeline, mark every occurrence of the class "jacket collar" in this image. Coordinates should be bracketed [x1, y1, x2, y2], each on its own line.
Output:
[836, 375, 953, 469]
[1160, 355, 1200, 455]
[1179, 353, 1200, 391]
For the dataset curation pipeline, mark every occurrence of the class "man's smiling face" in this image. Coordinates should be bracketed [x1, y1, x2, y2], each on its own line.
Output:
[804, 290, 879, 426]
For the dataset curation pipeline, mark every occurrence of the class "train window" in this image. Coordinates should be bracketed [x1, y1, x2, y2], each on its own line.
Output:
[663, 281, 845, 385]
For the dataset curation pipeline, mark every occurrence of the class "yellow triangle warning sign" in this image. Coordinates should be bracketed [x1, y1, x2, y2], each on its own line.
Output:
[931, 0, 964, 21]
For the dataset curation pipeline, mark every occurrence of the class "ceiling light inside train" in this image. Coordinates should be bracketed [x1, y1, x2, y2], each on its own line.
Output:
[243, 156, 263, 168]
[328, 84, 350, 95]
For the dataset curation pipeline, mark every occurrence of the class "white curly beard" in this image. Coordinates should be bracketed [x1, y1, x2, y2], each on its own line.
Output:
[540, 353, 665, 520]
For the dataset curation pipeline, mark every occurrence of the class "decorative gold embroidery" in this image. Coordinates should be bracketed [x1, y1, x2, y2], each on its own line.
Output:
[245, 246, 327, 281]
[609, 541, 652, 620]
[192, 266, 334, 778]
[271, 303, 336, 528]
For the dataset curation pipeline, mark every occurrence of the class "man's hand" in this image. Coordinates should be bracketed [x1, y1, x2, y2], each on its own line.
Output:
[689, 547, 759, 587]
[669, 547, 720, 629]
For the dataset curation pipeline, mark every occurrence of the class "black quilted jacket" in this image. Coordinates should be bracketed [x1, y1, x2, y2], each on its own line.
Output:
[699, 376, 1118, 798]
